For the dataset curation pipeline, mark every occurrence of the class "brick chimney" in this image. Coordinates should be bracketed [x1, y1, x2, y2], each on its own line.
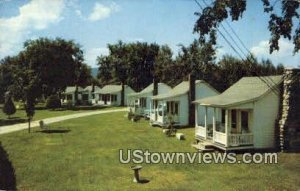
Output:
[188, 73, 196, 126]
[279, 68, 300, 152]
[121, 83, 125, 106]
[153, 78, 158, 96]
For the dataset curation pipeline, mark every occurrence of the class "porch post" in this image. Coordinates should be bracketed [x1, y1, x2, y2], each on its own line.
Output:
[162, 101, 165, 119]
[213, 107, 216, 142]
[204, 106, 207, 129]
[204, 106, 207, 140]
[225, 109, 229, 147]
[195, 105, 198, 126]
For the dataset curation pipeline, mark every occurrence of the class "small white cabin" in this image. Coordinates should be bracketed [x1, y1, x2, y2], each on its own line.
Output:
[127, 83, 172, 117]
[61, 86, 84, 105]
[150, 80, 219, 127]
[82, 85, 101, 105]
[94, 85, 135, 106]
[194, 75, 283, 151]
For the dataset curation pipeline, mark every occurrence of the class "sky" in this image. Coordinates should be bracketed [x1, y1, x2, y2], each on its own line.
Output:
[0, 0, 299, 68]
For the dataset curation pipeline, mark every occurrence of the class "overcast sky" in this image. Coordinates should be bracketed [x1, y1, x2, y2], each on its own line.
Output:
[0, 0, 299, 68]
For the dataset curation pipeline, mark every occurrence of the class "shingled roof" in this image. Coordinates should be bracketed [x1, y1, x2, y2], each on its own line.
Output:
[94, 85, 122, 94]
[194, 75, 283, 107]
[64, 86, 84, 94]
[83, 85, 101, 92]
[128, 83, 168, 98]
[151, 80, 213, 100]
[152, 81, 189, 100]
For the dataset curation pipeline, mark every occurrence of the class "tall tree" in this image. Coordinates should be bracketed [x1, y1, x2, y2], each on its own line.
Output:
[20, 37, 91, 98]
[0, 56, 19, 103]
[97, 41, 160, 91]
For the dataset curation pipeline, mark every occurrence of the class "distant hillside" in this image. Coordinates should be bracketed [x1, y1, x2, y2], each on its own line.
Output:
[91, 68, 98, 78]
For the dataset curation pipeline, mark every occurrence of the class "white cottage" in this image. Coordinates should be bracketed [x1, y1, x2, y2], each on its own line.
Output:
[94, 85, 135, 106]
[61, 86, 84, 105]
[193, 75, 283, 151]
[127, 83, 172, 117]
[150, 80, 219, 127]
[81, 85, 101, 105]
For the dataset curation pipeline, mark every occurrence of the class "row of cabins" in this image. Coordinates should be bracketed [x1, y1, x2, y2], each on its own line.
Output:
[127, 75, 284, 152]
[62, 85, 135, 106]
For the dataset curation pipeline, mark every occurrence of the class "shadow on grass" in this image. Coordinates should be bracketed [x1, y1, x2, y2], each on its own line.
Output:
[0, 142, 16, 190]
[66, 105, 108, 111]
[36, 129, 71, 134]
[0, 118, 27, 126]
[138, 179, 150, 184]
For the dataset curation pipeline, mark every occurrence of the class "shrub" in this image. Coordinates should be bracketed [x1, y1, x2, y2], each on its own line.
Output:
[3, 96, 16, 118]
[45, 95, 61, 109]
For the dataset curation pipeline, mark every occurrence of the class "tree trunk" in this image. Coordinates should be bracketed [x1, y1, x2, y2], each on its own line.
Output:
[121, 83, 125, 106]
[28, 118, 31, 133]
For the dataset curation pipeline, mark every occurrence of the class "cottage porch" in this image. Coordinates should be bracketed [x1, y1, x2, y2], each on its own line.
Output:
[128, 97, 148, 116]
[98, 94, 118, 105]
[195, 105, 254, 150]
[150, 100, 180, 127]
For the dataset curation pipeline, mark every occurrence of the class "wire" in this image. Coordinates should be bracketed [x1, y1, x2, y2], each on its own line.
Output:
[199, 0, 280, 95]
[194, 0, 280, 95]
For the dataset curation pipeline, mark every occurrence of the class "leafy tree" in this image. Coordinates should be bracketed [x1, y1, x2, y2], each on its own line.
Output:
[154, 45, 174, 83]
[172, 39, 217, 87]
[194, 0, 300, 53]
[97, 41, 160, 91]
[215, 54, 285, 91]
[20, 37, 91, 98]
[2, 92, 16, 119]
[45, 95, 61, 110]
[97, 56, 114, 85]
[0, 56, 19, 103]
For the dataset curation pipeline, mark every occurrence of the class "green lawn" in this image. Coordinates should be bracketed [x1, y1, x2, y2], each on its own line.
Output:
[0, 112, 299, 190]
[0, 104, 121, 126]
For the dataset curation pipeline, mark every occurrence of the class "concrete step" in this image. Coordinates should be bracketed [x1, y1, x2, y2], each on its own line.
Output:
[191, 143, 215, 152]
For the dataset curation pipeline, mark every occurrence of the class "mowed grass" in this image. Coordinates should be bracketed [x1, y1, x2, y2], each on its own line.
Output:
[0, 112, 299, 190]
[0, 104, 121, 126]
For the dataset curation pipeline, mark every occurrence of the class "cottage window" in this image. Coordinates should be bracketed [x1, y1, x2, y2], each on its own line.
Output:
[241, 111, 249, 132]
[166, 102, 170, 113]
[221, 109, 226, 124]
[174, 102, 179, 115]
[111, 95, 117, 102]
[231, 110, 237, 129]
[67, 94, 72, 100]
[140, 98, 146, 108]
[82, 94, 88, 101]
[166, 101, 179, 115]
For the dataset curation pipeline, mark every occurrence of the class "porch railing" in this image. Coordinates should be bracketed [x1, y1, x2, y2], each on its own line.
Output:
[214, 131, 227, 145]
[195, 126, 206, 139]
[228, 134, 253, 146]
[213, 132, 254, 147]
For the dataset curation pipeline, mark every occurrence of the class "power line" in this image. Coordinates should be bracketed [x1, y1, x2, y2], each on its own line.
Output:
[194, 0, 280, 95]
[199, 0, 280, 95]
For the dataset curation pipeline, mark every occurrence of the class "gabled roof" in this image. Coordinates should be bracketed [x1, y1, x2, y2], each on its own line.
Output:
[152, 80, 208, 100]
[128, 83, 168, 98]
[83, 85, 100, 92]
[84, 85, 93, 91]
[94, 84, 126, 94]
[194, 75, 283, 107]
[64, 86, 84, 94]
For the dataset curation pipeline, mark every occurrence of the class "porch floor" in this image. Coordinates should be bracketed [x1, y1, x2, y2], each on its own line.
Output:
[194, 138, 254, 152]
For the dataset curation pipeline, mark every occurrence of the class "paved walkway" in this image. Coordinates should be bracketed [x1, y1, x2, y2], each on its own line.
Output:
[0, 108, 127, 135]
